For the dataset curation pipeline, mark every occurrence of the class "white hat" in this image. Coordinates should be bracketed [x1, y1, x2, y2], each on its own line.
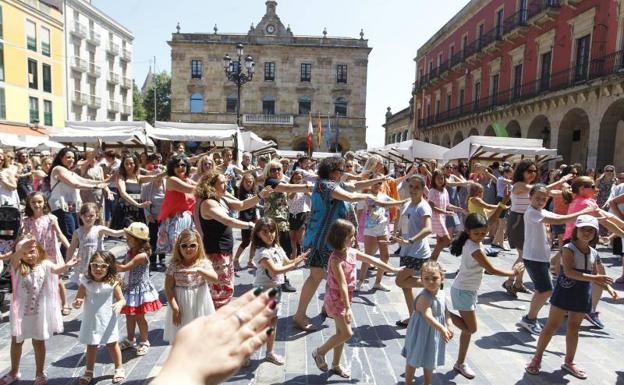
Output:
[124, 222, 150, 241]
[575, 215, 599, 231]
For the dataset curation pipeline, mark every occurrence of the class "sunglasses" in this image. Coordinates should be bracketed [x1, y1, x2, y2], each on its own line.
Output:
[175, 163, 186, 168]
[270, 167, 282, 172]
[605, 169, 614, 173]
[90, 262, 109, 270]
[526, 169, 538, 174]
[583, 185, 596, 189]
[180, 243, 198, 249]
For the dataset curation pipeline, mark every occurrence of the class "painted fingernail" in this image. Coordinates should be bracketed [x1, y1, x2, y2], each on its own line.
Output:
[269, 300, 277, 310]
[266, 327, 274, 336]
[268, 287, 279, 298]
[253, 286, 264, 296]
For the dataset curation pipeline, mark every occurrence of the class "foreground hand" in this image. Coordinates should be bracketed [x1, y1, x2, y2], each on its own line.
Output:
[65, 256, 80, 268]
[259, 186, 274, 199]
[153, 287, 277, 385]
[593, 275, 614, 287]
[112, 301, 124, 314]
[442, 327, 453, 343]
[72, 298, 84, 310]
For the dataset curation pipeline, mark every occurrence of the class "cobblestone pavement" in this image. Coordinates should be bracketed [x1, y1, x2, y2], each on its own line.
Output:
[1, 233, 623, 385]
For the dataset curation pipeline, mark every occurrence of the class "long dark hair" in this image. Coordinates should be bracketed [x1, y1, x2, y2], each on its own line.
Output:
[251, 217, 279, 250]
[118, 153, 139, 180]
[45, 147, 75, 186]
[24, 191, 51, 217]
[166, 154, 191, 177]
[431, 169, 446, 191]
[86, 251, 122, 286]
[450, 213, 488, 256]
[512, 159, 536, 183]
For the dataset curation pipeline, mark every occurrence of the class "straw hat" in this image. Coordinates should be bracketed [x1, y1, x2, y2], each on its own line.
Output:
[124, 222, 150, 241]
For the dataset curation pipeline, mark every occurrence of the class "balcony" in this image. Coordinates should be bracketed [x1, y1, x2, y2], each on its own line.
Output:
[87, 95, 101, 109]
[71, 56, 88, 72]
[242, 114, 294, 126]
[121, 104, 132, 115]
[72, 91, 88, 106]
[87, 62, 101, 78]
[120, 76, 132, 89]
[481, 26, 504, 54]
[107, 41, 120, 56]
[70, 21, 87, 39]
[107, 72, 120, 85]
[86, 30, 101, 46]
[502, 9, 529, 40]
[527, 0, 561, 26]
[417, 49, 624, 130]
[121, 48, 131, 62]
[108, 101, 120, 113]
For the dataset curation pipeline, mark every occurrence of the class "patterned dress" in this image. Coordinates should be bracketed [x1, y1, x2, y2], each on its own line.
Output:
[120, 251, 162, 315]
[428, 188, 450, 237]
[324, 248, 357, 317]
[22, 215, 63, 265]
[72, 226, 104, 283]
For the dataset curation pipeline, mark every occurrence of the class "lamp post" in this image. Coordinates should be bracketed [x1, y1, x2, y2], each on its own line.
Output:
[223, 43, 254, 126]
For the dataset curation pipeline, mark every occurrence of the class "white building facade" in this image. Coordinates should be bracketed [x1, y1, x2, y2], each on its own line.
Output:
[63, 0, 133, 121]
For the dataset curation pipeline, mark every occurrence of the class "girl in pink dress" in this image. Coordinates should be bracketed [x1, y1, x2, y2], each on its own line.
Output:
[1, 237, 78, 385]
[312, 219, 400, 378]
[22, 192, 71, 316]
[428, 170, 465, 262]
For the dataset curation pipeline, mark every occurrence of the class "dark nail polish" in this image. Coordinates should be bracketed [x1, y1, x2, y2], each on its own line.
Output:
[266, 327, 274, 336]
[268, 287, 279, 298]
[253, 286, 263, 296]
[269, 300, 277, 310]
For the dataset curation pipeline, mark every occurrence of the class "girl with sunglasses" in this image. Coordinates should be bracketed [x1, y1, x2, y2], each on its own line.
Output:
[164, 229, 217, 344]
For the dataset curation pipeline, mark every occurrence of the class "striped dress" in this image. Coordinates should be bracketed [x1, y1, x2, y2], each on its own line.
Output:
[428, 188, 449, 237]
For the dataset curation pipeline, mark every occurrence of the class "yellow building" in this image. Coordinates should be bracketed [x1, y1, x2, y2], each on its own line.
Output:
[1, 0, 64, 129]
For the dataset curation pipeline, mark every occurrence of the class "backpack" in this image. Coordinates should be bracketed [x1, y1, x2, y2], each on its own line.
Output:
[0, 205, 21, 242]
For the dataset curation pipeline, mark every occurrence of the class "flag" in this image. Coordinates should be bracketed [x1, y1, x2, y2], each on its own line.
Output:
[306, 114, 313, 154]
[317, 114, 323, 147]
[334, 115, 340, 152]
[491, 122, 509, 137]
[324, 115, 332, 149]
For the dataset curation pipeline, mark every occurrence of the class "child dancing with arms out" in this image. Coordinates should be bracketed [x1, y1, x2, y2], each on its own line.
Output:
[0, 237, 78, 385]
[402, 261, 453, 385]
[251, 217, 308, 365]
[312, 219, 400, 378]
[526, 215, 617, 380]
[72, 251, 126, 384]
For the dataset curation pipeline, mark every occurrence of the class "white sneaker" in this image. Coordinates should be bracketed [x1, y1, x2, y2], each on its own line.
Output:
[454, 362, 476, 379]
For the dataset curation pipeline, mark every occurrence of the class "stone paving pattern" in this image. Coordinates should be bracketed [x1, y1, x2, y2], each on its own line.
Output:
[1, 233, 623, 385]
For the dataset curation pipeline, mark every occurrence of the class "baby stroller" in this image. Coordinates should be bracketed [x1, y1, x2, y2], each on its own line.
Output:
[0, 204, 21, 305]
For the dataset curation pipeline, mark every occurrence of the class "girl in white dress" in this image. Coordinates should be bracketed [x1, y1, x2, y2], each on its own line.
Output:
[1, 237, 78, 385]
[72, 251, 126, 384]
[164, 229, 217, 343]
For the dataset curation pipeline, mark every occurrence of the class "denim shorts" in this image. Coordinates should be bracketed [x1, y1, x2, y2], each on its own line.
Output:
[523, 259, 553, 293]
[451, 287, 478, 311]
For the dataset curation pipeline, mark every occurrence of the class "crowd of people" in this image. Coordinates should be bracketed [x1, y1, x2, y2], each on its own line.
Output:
[0, 144, 622, 385]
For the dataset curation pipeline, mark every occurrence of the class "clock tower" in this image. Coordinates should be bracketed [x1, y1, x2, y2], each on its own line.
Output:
[249, 1, 293, 39]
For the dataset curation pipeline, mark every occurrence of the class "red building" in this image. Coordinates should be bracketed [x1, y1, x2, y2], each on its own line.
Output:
[413, 0, 624, 169]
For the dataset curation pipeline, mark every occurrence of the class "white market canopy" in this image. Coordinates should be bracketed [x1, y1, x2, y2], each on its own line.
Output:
[371, 139, 448, 162]
[49, 121, 154, 146]
[240, 131, 276, 153]
[443, 136, 559, 163]
[0, 132, 48, 148]
[271, 150, 338, 159]
[150, 121, 240, 142]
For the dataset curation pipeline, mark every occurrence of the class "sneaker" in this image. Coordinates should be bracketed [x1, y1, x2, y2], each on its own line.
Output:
[454, 362, 476, 379]
[519, 316, 543, 335]
[281, 281, 297, 293]
[584, 312, 604, 329]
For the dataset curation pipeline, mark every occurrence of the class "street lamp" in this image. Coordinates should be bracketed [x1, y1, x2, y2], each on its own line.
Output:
[223, 43, 254, 126]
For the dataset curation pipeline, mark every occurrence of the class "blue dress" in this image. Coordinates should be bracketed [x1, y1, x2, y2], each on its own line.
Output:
[402, 289, 447, 369]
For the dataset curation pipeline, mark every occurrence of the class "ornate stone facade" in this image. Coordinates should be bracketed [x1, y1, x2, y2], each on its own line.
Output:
[383, 106, 412, 145]
[169, 1, 371, 151]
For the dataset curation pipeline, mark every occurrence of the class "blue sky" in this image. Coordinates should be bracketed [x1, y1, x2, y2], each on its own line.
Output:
[93, 0, 468, 148]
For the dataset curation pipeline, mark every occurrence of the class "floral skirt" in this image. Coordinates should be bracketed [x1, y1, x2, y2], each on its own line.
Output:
[157, 211, 194, 255]
[207, 252, 234, 309]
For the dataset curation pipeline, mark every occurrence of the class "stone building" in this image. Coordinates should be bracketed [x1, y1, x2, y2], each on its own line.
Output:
[168, 1, 371, 151]
[413, 0, 624, 169]
[384, 105, 412, 145]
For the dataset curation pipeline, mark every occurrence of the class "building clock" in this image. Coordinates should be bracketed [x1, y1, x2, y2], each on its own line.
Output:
[266, 24, 276, 34]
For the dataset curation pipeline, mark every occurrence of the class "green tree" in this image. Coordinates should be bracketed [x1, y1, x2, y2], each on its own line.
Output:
[132, 82, 146, 121]
[143, 72, 171, 125]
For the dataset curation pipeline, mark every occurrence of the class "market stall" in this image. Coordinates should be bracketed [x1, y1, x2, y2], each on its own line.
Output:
[370, 139, 448, 163]
[443, 136, 559, 164]
[48, 121, 154, 147]
[0, 123, 48, 149]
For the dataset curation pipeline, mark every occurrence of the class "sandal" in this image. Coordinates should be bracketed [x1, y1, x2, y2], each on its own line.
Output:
[294, 317, 318, 332]
[78, 369, 93, 385]
[561, 362, 587, 379]
[61, 306, 72, 316]
[331, 365, 351, 378]
[395, 319, 409, 328]
[502, 281, 518, 298]
[513, 284, 532, 294]
[136, 341, 150, 356]
[525, 357, 541, 375]
[34, 374, 47, 385]
[0, 373, 21, 385]
[119, 338, 136, 350]
[112, 368, 126, 384]
[312, 348, 328, 372]
[265, 352, 285, 365]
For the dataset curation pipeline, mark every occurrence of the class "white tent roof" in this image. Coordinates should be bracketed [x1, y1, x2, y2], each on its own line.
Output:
[371, 139, 448, 162]
[49, 121, 154, 146]
[443, 136, 559, 163]
[150, 122, 239, 141]
[240, 131, 276, 153]
[0, 133, 48, 148]
[274, 150, 338, 159]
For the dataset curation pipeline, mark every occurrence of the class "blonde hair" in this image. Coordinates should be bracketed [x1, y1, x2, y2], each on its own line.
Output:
[468, 181, 483, 198]
[15, 236, 48, 277]
[263, 159, 282, 180]
[170, 229, 207, 267]
[196, 154, 215, 175]
[363, 154, 383, 172]
[194, 171, 223, 200]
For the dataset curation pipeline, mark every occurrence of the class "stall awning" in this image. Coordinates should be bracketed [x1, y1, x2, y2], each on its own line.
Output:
[150, 122, 239, 141]
[49, 121, 154, 146]
[240, 131, 276, 153]
[0, 123, 48, 148]
[443, 136, 559, 163]
[371, 139, 448, 162]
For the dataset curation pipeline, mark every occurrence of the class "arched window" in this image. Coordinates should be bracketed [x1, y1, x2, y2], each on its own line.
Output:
[334, 97, 347, 116]
[298, 96, 311, 115]
[403, 130, 408, 141]
[190, 93, 203, 113]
